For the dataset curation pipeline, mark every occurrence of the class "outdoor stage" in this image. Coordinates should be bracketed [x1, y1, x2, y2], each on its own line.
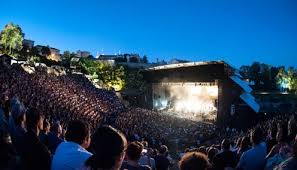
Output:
[140, 61, 260, 129]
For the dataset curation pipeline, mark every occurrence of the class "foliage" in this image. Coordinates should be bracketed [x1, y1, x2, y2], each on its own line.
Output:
[0, 23, 24, 56]
[276, 67, 297, 93]
[61, 51, 76, 68]
[124, 69, 148, 93]
[142, 55, 148, 63]
[79, 58, 125, 91]
[239, 62, 282, 91]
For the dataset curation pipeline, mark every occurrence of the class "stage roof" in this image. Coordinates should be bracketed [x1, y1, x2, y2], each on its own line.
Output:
[240, 92, 260, 113]
[145, 61, 226, 71]
[230, 76, 252, 93]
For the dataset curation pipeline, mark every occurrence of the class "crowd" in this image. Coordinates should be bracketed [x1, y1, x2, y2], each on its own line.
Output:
[1, 63, 297, 170]
[115, 107, 217, 148]
[0, 64, 124, 132]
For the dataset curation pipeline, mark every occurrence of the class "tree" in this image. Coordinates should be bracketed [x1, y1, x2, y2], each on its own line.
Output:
[0, 23, 24, 56]
[125, 69, 148, 93]
[270, 66, 281, 90]
[276, 67, 289, 92]
[142, 55, 148, 63]
[260, 63, 271, 89]
[62, 50, 71, 59]
[79, 58, 126, 91]
[249, 62, 261, 89]
[239, 65, 251, 79]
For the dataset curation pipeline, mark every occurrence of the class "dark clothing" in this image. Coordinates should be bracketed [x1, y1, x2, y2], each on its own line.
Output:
[121, 161, 151, 170]
[212, 150, 237, 170]
[46, 132, 63, 154]
[19, 130, 51, 170]
[11, 125, 26, 154]
[154, 155, 170, 170]
[276, 157, 297, 170]
[0, 142, 17, 170]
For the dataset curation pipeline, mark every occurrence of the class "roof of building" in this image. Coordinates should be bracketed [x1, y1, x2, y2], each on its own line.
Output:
[145, 61, 226, 71]
[230, 75, 252, 93]
[240, 92, 260, 113]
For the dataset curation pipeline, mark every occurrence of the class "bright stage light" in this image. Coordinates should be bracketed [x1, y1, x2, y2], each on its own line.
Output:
[171, 84, 217, 121]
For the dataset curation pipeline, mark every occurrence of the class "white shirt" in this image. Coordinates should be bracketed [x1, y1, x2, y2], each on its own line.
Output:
[51, 141, 92, 170]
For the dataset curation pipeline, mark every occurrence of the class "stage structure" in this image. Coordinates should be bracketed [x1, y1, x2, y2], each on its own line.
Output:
[141, 61, 260, 129]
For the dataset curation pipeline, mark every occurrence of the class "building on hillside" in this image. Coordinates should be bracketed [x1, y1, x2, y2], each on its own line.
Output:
[96, 53, 141, 63]
[76, 50, 91, 58]
[23, 39, 35, 49]
[35, 45, 61, 62]
[48, 47, 61, 62]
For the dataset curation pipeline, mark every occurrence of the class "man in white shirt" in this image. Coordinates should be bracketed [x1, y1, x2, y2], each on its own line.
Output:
[51, 120, 92, 170]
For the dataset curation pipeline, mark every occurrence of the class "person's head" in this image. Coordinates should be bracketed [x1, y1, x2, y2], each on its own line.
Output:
[159, 145, 168, 156]
[198, 146, 207, 155]
[43, 119, 50, 133]
[126, 141, 144, 161]
[221, 139, 231, 151]
[65, 120, 90, 149]
[85, 125, 127, 170]
[179, 152, 210, 170]
[147, 148, 154, 157]
[251, 127, 263, 145]
[0, 129, 12, 144]
[207, 147, 218, 163]
[11, 102, 26, 127]
[141, 141, 148, 149]
[26, 108, 44, 133]
[0, 130, 17, 170]
[3, 99, 11, 119]
[51, 121, 62, 137]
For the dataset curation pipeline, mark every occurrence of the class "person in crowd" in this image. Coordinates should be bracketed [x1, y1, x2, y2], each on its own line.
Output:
[52, 120, 92, 170]
[179, 151, 210, 170]
[237, 136, 251, 159]
[155, 145, 171, 170]
[266, 124, 278, 153]
[139, 148, 156, 170]
[39, 119, 50, 146]
[265, 122, 294, 170]
[19, 108, 51, 170]
[121, 141, 151, 170]
[9, 100, 27, 152]
[212, 139, 237, 170]
[266, 122, 290, 159]
[237, 127, 267, 170]
[83, 125, 127, 170]
[207, 147, 218, 164]
[0, 129, 17, 170]
[47, 121, 64, 154]
[275, 135, 297, 170]
[0, 97, 10, 131]
[287, 118, 296, 144]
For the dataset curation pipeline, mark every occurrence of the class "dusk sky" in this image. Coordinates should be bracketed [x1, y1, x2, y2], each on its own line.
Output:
[1, 0, 297, 68]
